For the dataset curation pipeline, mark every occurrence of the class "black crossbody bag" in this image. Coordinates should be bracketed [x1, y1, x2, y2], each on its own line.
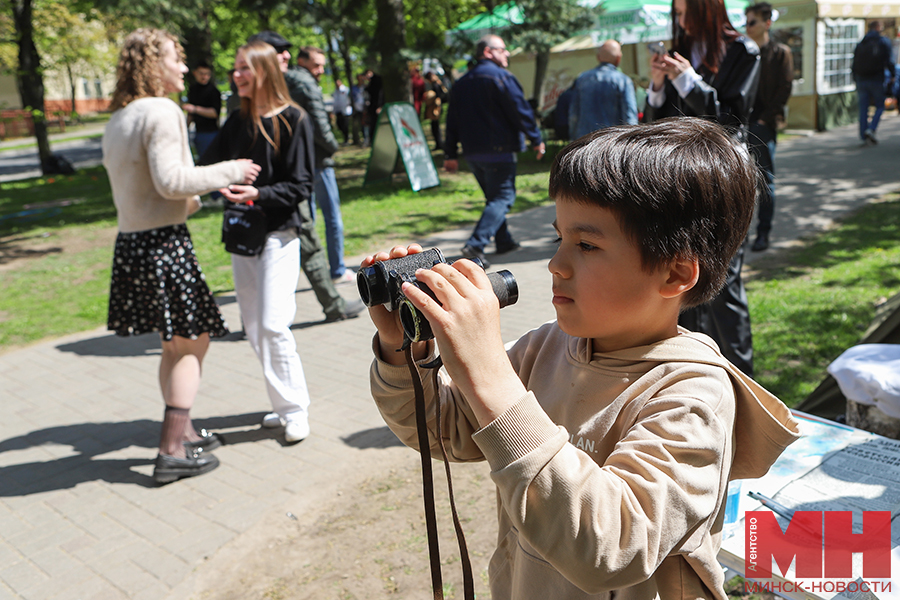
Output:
[222, 201, 267, 256]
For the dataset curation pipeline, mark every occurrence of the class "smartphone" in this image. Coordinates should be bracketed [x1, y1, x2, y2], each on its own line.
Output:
[647, 41, 666, 56]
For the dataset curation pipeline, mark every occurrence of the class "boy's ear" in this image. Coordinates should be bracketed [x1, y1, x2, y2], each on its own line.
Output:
[660, 256, 699, 299]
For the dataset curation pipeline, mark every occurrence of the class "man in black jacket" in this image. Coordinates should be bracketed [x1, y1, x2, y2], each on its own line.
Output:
[183, 60, 221, 158]
[444, 34, 545, 268]
[852, 20, 895, 145]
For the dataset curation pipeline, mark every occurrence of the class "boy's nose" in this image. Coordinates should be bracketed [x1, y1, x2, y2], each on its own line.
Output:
[548, 250, 568, 278]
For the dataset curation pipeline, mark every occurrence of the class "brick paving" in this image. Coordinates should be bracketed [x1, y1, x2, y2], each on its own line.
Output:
[2, 118, 899, 598]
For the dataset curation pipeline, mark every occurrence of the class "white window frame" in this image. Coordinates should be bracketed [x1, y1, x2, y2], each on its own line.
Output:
[817, 18, 865, 95]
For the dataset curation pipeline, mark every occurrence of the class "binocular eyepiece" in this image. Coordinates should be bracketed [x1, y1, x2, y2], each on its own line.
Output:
[357, 247, 518, 343]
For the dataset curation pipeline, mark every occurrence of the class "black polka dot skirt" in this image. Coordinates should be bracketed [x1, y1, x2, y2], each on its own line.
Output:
[107, 224, 229, 340]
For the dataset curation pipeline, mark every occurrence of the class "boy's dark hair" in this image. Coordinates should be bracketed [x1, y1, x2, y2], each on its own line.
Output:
[549, 118, 757, 307]
[745, 2, 773, 21]
[193, 59, 212, 71]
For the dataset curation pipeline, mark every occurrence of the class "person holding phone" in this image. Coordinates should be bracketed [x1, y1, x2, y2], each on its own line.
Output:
[645, 0, 760, 143]
[643, 0, 760, 379]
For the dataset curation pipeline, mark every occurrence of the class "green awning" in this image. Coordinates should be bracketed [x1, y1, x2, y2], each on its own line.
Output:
[448, 0, 752, 48]
[453, 2, 524, 31]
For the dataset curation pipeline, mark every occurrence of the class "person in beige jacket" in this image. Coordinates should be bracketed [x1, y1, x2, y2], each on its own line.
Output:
[364, 118, 801, 599]
[102, 28, 260, 484]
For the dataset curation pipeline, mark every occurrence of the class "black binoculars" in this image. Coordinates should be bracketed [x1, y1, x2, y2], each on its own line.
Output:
[356, 247, 518, 343]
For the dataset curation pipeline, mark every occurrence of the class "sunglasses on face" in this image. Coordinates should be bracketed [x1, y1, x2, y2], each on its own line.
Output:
[747, 19, 759, 26]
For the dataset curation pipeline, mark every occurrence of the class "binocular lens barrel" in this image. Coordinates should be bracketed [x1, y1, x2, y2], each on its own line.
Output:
[356, 247, 519, 343]
[398, 270, 518, 343]
[357, 248, 446, 309]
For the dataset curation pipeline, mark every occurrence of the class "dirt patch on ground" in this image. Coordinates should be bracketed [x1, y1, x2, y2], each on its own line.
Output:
[175, 454, 770, 600]
[178, 458, 499, 600]
[0, 226, 116, 272]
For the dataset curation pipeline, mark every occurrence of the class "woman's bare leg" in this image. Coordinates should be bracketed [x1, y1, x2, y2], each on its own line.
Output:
[158, 333, 210, 457]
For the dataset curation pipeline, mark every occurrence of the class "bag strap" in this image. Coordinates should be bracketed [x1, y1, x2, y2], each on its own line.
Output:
[404, 346, 475, 600]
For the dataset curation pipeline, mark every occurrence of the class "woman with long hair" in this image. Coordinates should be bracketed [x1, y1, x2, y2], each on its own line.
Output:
[103, 28, 261, 483]
[644, 0, 760, 378]
[200, 41, 315, 444]
[645, 0, 760, 140]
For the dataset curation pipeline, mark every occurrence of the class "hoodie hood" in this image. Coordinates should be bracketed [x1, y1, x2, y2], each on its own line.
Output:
[588, 328, 802, 480]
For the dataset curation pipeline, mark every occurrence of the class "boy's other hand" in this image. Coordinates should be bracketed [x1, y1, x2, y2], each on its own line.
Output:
[361, 244, 428, 365]
[403, 258, 526, 427]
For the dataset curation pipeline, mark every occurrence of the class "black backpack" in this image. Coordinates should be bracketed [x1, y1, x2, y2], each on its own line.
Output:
[853, 35, 889, 79]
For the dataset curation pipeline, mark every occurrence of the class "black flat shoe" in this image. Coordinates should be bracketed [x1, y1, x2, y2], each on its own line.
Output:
[183, 429, 223, 452]
[751, 233, 769, 252]
[495, 241, 522, 255]
[461, 244, 490, 269]
[153, 449, 220, 484]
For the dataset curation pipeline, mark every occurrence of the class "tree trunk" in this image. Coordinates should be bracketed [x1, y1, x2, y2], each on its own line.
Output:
[12, 0, 53, 174]
[374, 0, 408, 103]
[336, 29, 354, 91]
[532, 49, 550, 112]
[325, 31, 339, 88]
[66, 62, 76, 117]
[183, 10, 213, 80]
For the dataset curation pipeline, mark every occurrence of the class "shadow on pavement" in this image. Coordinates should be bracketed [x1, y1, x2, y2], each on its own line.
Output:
[341, 426, 404, 449]
[56, 332, 162, 357]
[55, 328, 262, 355]
[0, 412, 278, 496]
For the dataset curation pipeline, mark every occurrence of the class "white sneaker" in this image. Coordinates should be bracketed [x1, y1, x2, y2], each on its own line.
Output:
[332, 270, 356, 285]
[261, 412, 284, 428]
[284, 419, 310, 443]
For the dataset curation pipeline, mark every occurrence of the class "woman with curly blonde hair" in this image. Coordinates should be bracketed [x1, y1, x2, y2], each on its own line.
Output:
[102, 28, 261, 484]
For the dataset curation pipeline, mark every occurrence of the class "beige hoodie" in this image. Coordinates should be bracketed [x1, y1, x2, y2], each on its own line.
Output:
[371, 322, 800, 600]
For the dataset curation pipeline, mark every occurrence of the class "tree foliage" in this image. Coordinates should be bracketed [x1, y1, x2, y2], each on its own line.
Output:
[508, 0, 595, 104]
[509, 0, 594, 55]
[34, 2, 119, 113]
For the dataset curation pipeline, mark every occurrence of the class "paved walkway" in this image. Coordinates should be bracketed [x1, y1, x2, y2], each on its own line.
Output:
[0, 124, 106, 183]
[2, 117, 900, 599]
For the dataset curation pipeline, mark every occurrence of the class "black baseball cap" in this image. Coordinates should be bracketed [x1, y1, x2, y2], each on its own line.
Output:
[248, 30, 291, 53]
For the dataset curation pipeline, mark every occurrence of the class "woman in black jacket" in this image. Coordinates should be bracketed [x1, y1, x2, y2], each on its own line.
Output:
[201, 41, 316, 444]
[645, 0, 760, 142]
[644, 0, 760, 377]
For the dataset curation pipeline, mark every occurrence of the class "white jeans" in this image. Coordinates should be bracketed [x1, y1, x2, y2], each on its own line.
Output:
[232, 229, 310, 423]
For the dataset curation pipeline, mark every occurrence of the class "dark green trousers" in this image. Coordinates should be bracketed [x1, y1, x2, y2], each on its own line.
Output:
[298, 200, 345, 319]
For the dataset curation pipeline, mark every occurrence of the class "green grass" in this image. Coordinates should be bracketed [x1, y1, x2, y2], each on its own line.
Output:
[3, 140, 900, 413]
[746, 194, 900, 406]
[0, 141, 557, 348]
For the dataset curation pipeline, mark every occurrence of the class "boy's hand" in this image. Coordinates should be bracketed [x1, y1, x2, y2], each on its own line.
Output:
[403, 258, 526, 427]
[361, 244, 428, 365]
